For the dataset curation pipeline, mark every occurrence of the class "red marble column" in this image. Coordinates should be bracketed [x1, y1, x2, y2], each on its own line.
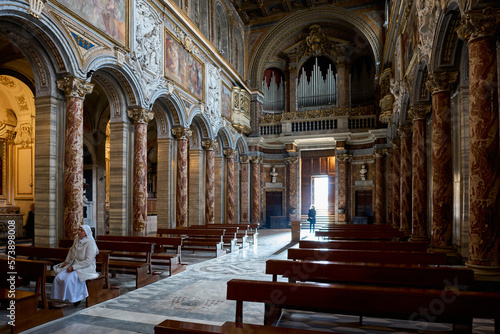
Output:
[250, 156, 262, 224]
[172, 127, 192, 228]
[57, 76, 94, 239]
[391, 139, 401, 229]
[426, 72, 458, 252]
[398, 124, 412, 235]
[409, 106, 430, 241]
[285, 156, 299, 221]
[239, 156, 250, 222]
[336, 153, 351, 223]
[202, 140, 217, 225]
[336, 57, 350, 109]
[385, 149, 393, 226]
[373, 149, 385, 225]
[457, 8, 500, 276]
[128, 108, 154, 236]
[224, 149, 237, 224]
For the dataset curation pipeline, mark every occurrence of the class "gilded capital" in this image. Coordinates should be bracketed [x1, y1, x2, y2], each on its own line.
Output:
[373, 149, 385, 158]
[239, 155, 249, 163]
[171, 127, 192, 139]
[284, 156, 299, 164]
[408, 105, 431, 121]
[57, 76, 94, 98]
[426, 72, 459, 94]
[224, 149, 237, 158]
[127, 108, 154, 124]
[249, 156, 263, 164]
[397, 124, 413, 138]
[336, 153, 352, 162]
[202, 139, 218, 151]
[456, 7, 500, 42]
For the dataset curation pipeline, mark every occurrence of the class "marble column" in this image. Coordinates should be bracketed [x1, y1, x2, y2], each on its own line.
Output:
[172, 127, 192, 228]
[127, 108, 154, 236]
[336, 57, 350, 109]
[239, 156, 250, 223]
[384, 149, 393, 226]
[409, 106, 430, 241]
[56, 76, 94, 239]
[426, 72, 459, 252]
[224, 149, 237, 224]
[336, 153, 351, 223]
[202, 140, 218, 225]
[457, 8, 500, 276]
[285, 156, 299, 222]
[398, 124, 412, 235]
[373, 149, 385, 225]
[391, 139, 401, 229]
[250, 156, 262, 224]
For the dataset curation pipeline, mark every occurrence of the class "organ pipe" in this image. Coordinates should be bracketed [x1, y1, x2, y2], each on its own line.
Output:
[297, 57, 336, 108]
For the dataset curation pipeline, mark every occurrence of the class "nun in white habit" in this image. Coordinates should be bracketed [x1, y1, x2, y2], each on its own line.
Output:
[51, 224, 99, 305]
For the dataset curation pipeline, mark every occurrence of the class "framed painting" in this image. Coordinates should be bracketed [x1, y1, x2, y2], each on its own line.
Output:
[53, 0, 128, 47]
[164, 29, 204, 101]
[221, 83, 232, 121]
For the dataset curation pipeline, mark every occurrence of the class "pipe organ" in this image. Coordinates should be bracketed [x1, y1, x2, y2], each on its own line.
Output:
[297, 58, 336, 108]
[262, 71, 286, 112]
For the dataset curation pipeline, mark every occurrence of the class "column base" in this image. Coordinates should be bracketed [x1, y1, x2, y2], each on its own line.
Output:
[427, 245, 456, 253]
[465, 263, 500, 282]
[408, 236, 429, 242]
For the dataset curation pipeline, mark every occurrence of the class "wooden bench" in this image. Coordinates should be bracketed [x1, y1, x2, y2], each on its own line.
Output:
[226, 279, 500, 333]
[0, 258, 63, 333]
[97, 235, 186, 275]
[206, 223, 259, 245]
[188, 225, 244, 251]
[266, 259, 474, 289]
[154, 319, 334, 333]
[315, 229, 405, 240]
[288, 248, 448, 265]
[299, 240, 429, 252]
[13, 245, 119, 307]
[157, 229, 226, 257]
[60, 239, 160, 289]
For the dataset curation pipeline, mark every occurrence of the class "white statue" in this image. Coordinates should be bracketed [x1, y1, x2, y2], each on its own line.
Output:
[360, 165, 367, 181]
[270, 167, 278, 183]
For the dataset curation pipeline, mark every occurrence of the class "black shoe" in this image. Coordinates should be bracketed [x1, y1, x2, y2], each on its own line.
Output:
[74, 301, 81, 307]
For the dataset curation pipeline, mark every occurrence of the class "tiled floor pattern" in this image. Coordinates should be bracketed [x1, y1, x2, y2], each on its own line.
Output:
[1, 229, 496, 334]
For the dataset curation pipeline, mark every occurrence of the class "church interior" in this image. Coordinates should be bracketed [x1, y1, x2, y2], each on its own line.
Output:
[0, 0, 499, 332]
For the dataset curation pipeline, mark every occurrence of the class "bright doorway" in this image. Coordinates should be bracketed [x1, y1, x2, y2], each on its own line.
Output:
[312, 176, 329, 216]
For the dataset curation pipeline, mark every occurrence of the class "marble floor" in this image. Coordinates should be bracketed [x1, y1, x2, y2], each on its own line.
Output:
[1, 229, 496, 334]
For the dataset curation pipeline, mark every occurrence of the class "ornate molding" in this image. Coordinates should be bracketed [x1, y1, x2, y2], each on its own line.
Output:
[426, 72, 459, 94]
[29, 0, 45, 18]
[408, 105, 431, 121]
[127, 108, 154, 124]
[284, 156, 299, 164]
[56, 76, 94, 98]
[336, 153, 352, 162]
[171, 127, 192, 140]
[202, 139, 218, 151]
[457, 7, 500, 42]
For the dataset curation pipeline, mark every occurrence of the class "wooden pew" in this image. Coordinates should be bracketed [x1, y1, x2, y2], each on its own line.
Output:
[60, 239, 160, 288]
[266, 259, 474, 289]
[154, 319, 334, 333]
[299, 240, 429, 252]
[188, 225, 244, 251]
[207, 223, 259, 245]
[97, 235, 186, 275]
[315, 229, 405, 240]
[226, 279, 500, 332]
[157, 228, 226, 257]
[319, 224, 396, 230]
[13, 245, 119, 307]
[0, 258, 63, 333]
[288, 248, 448, 265]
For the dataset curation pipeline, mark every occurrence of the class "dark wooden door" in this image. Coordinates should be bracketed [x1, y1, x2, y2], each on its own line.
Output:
[266, 192, 283, 228]
[355, 190, 373, 224]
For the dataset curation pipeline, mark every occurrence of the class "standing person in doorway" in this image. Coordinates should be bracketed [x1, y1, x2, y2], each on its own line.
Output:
[23, 203, 35, 242]
[308, 205, 316, 233]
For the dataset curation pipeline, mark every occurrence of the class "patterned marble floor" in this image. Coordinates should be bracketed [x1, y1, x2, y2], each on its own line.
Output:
[1, 229, 496, 334]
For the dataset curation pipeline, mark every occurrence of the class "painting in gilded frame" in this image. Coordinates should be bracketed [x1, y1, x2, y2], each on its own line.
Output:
[221, 83, 232, 121]
[53, 0, 128, 47]
[164, 30, 204, 101]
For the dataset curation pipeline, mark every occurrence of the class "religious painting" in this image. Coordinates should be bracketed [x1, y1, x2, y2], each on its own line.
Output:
[54, 0, 128, 46]
[164, 30, 204, 101]
[221, 83, 232, 121]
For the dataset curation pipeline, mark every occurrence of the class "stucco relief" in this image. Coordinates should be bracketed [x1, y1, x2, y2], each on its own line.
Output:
[129, 0, 164, 102]
[204, 64, 223, 134]
[416, 0, 441, 65]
